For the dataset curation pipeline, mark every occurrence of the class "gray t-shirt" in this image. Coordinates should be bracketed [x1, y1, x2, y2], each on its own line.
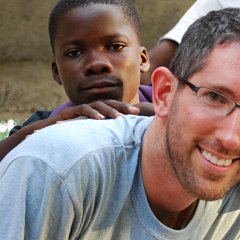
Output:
[0, 115, 239, 239]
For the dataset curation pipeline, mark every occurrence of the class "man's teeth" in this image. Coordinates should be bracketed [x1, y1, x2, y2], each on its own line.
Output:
[202, 150, 232, 167]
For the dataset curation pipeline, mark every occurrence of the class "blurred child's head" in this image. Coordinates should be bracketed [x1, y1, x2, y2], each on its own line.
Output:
[49, 0, 149, 105]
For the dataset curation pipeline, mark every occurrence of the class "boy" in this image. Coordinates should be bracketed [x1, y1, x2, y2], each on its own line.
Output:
[0, 0, 151, 160]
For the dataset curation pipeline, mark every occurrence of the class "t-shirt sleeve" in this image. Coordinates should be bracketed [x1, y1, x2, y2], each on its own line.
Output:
[0, 157, 75, 239]
[160, 0, 223, 44]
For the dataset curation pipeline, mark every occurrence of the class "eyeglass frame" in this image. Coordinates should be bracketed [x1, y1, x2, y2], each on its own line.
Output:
[177, 77, 240, 115]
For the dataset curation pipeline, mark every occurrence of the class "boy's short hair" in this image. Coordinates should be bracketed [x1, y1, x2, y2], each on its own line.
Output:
[170, 8, 240, 81]
[49, 0, 141, 53]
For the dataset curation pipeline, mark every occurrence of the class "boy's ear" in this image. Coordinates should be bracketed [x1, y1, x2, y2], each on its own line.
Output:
[140, 47, 150, 73]
[51, 61, 62, 85]
[151, 67, 177, 117]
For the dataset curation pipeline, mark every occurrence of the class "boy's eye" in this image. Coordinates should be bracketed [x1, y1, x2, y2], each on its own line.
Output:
[65, 49, 83, 57]
[108, 43, 126, 51]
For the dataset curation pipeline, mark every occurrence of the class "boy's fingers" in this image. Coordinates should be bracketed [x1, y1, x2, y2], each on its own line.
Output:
[89, 101, 123, 118]
[92, 100, 140, 115]
[55, 105, 104, 120]
[73, 104, 105, 119]
[133, 102, 154, 116]
[53, 100, 143, 122]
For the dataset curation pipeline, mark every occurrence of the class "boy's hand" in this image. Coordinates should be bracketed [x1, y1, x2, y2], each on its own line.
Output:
[0, 101, 154, 160]
[53, 100, 143, 120]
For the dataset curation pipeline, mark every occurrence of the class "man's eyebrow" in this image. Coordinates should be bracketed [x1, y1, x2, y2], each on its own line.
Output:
[205, 83, 239, 100]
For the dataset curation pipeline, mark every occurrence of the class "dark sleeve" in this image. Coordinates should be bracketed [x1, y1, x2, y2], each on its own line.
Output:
[9, 110, 52, 136]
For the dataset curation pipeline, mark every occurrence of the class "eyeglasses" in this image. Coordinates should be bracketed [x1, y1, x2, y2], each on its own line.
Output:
[179, 78, 240, 116]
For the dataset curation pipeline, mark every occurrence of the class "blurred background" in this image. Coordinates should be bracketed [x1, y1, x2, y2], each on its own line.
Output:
[0, 0, 194, 122]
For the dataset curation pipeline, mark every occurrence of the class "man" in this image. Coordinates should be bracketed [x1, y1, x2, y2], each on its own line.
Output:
[0, 8, 239, 239]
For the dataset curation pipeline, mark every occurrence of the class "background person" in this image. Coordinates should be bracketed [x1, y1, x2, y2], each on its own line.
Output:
[141, 0, 240, 85]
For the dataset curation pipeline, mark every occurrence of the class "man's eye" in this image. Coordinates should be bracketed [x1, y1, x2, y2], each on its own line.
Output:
[206, 91, 226, 103]
[201, 89, 228, 106]
[108, 43, 126, 51]
[65, 49, 83, 57]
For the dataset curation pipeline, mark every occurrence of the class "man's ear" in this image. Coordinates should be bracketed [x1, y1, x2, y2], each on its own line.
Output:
[151, 67, 176, 117]
[51, 61, 62, 85]
[140, 47, 150, 73]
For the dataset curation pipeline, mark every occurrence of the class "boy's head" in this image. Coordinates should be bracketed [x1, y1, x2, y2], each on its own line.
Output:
[49, 0, 149, 105]
[49, 0, 141, 52]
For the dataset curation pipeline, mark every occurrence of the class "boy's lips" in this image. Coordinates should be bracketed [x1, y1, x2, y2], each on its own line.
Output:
[75, 77, 123, 103]
[80, 85, 119, 95]
[79, 78, 120, 91]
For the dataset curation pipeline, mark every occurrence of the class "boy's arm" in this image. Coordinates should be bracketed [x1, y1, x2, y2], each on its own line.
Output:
[0, 117, 60, 160]
[0, 100, 154, 160]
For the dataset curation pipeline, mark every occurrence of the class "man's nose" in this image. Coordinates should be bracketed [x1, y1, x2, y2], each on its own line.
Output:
[84, 50, 112, 76]
[215, 109, 240, 150]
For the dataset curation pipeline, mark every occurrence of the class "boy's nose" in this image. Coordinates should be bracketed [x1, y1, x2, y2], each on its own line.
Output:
[84, 51, 112, 76]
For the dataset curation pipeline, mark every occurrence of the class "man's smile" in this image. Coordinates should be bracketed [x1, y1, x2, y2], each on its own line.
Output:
[202, 150, 233, 167]
[198, 148, 239, 168]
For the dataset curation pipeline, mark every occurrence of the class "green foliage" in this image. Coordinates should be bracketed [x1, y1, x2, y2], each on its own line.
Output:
[0, 119, 20, 140]
[0, 131, 8, 140]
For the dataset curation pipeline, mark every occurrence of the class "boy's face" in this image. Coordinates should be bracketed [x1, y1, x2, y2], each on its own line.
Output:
[52, 4, 149, 105]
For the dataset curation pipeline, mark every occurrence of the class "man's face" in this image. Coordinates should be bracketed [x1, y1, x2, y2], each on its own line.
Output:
[52, 4, 149, 105]
[166, 42, 240, 200]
